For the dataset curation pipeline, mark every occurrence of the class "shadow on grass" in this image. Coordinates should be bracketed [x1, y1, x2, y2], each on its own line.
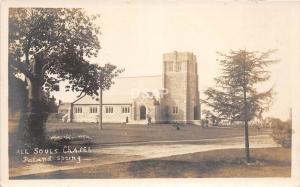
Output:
[11, 147, 291, 179]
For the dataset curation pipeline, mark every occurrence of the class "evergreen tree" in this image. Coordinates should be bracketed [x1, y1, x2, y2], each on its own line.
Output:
[203, 49, 277, 163]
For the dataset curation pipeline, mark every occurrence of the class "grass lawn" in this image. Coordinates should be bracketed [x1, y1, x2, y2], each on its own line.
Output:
[13, 147, 290, 178]
[44, 121, 271, 144]
[9, 120, 271, 146]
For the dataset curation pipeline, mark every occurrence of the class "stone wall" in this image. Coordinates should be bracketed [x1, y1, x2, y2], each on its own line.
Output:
[187, 59, 199, 120]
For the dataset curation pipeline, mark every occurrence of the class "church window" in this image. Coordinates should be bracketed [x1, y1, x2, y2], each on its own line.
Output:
[89, 106, 98, 113]
[105, 106, 114, 113]
[74, 107, 82, 113]
[122, 106, 130, 113]
[172, 106, 179, 114]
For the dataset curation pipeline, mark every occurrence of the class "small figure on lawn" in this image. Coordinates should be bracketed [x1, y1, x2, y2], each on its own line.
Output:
[125, 116, 129, 126]
[176, 123, 180, 130]
[147, 115, 152, 127]
[257, 124, 261, 132]
[205, 119, 209, 128]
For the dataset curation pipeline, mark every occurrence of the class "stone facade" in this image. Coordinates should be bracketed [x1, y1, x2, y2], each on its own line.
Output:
[133, 92, 161, 123]
[162, 51, 201, 123]
[68, 51, 200, 124]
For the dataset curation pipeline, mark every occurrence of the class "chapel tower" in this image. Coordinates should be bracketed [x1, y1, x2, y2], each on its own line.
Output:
[162, 51, 200, 123]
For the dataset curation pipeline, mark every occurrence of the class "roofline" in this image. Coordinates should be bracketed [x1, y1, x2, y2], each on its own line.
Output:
[73, 103, 132, 106]
[72, 95, 87, 104]
[72, 75, 162, 104]
[116, 74, 162, 79]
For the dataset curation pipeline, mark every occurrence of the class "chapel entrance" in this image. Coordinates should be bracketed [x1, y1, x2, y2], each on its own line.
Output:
[140, 106, 146, 120]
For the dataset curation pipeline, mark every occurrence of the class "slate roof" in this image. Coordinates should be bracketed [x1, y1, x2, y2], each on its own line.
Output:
[73, 75, 163, 105]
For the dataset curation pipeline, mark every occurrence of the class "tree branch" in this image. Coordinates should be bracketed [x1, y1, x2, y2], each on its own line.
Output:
[10, 60, 33, 80]
[33, 44, 52, 56]
[41, 62, 51, 75]
[77, 91, 86, 98]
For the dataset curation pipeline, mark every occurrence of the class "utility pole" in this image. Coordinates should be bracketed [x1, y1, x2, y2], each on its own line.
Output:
[98, 87, 103, 130]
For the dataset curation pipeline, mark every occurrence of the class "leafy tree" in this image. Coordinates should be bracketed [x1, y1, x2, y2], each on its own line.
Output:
[9, 8, 122, 146]
[202, 49, 277, 163]
[9, 66, 28, 115]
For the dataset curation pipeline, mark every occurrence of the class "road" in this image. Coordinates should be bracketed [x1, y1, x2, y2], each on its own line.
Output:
[9, 134, 278, 178]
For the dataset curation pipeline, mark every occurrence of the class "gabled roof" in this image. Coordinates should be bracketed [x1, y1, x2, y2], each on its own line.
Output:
[73, 75, 163, 105]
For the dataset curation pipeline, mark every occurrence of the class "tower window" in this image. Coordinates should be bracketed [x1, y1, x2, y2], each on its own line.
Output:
[172, 106, 179, 114]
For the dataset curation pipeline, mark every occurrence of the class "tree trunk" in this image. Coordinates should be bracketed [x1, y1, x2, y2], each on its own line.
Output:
[25, 80, 46, 144]
[16, 80, 29, 146]
[242, 53, 251, 164]
[98, 87, 103, 130]
[244, 120, 250, 163]
[22, 56, 47, 147]
[243, 88, 250, 163]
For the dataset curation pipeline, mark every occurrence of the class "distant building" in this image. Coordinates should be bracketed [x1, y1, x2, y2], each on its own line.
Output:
[67, 51, 201, 124]
[58, 102, 71, 114]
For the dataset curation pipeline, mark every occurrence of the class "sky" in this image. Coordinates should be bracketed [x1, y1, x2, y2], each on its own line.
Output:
[53, 1, 300, 121]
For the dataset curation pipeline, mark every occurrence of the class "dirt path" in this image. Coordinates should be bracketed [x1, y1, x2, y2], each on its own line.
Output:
[94, 135, 277, 158]
[9, 135, 278, 178]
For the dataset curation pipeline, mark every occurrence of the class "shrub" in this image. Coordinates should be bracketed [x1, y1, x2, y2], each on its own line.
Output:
[271, 118, 292, 148]
[49, 134, 93, 146]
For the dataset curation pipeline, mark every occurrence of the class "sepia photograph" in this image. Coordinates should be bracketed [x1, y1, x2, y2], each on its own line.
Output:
[1, 0, 300, 186]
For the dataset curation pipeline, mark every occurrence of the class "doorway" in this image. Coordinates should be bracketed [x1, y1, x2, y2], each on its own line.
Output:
[140, 106, 146, 120]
